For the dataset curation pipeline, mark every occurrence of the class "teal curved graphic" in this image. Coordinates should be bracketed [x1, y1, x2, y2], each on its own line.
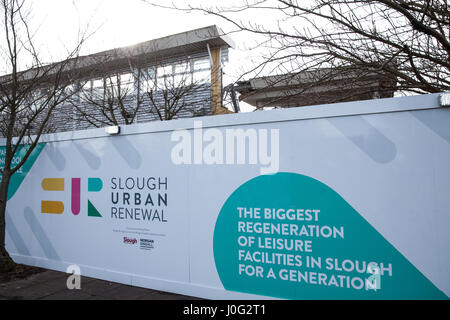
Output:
[88, 178, 103, 192]
[213, 172, 448, 300]
[0, 143, 45, 200]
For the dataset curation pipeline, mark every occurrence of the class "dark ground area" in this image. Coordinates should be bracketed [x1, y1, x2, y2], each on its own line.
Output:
[0, 264, 200, 300]
[0, 264, 45, 284]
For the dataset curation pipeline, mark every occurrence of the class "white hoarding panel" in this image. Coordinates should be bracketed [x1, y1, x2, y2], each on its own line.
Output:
[2, 93, 450, 299]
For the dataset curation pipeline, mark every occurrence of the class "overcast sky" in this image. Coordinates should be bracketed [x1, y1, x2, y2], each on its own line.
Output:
[36, 1, 220, 52]
[33, 1, 260, 72]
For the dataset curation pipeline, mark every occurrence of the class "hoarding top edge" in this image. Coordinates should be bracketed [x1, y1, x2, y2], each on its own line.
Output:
[0, 92, 442, 146]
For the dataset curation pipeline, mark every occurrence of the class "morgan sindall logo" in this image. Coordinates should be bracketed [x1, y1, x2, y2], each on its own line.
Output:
[41, 177, 103, 217]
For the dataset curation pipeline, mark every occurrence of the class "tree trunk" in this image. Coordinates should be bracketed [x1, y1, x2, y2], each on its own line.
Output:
[0, 172, 15, 273]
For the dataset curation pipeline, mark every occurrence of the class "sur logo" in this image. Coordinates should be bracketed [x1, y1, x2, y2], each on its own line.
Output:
[41, 178, 103, 217]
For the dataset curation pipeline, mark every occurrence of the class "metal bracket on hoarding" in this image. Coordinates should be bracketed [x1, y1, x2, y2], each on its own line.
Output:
[439, 92, 450, 107]
[105, 126, 120, 135]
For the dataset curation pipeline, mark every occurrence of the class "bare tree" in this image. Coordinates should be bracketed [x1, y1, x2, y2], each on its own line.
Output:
[0, 0, 86, 271]
[141, 61, 210, 121]
[72, 57, 211, 127]
[149, 0, 450, 108]
[70, 63, 141, 127]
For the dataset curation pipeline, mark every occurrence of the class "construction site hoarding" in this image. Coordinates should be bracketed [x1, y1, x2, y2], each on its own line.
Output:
[2, 93, 449, 299]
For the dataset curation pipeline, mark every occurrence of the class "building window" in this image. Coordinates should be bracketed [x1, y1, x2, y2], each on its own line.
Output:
[174, 62, 192, 86]
[92, 78, 104, 97]
[193, 58, 210, 84]
[193, 58, 210, 71]
[157, 65, 172, 79]
[118, 73, 134, 94]
[140, 67, 156, 92]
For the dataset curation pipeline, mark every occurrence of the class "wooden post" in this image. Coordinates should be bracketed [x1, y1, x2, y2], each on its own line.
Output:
[210, 47, 222, 115]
